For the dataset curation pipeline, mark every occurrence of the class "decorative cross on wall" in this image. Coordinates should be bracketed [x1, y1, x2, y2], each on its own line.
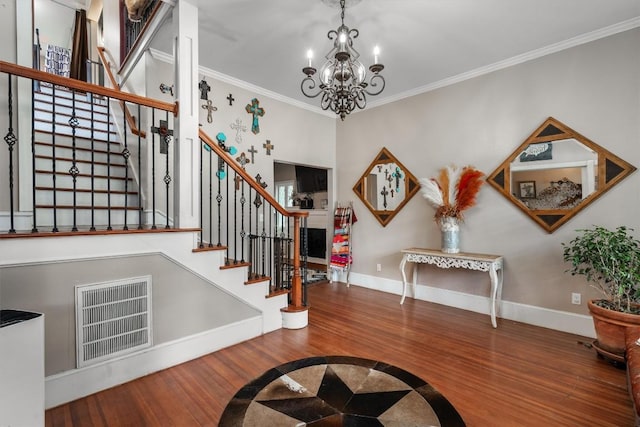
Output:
[234, 175, 243, 191]
[202, 100, 217, 123]
[263, 140, 274, 155]
[248, 145, 258, 163]
[230, 118, 247, 143]
[392, 167, 403, 192]
[255, 174, 268, 189]
[245, 98, 265, 134]
[150, 119, 173, 154]
[236, 152, 250, 169]
[227, 93, 235, 106]
[380, 186, 389, 209]
[198, 79, 211, 100]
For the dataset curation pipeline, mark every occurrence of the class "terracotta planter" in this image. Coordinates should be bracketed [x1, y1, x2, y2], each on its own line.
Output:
[588, 299, 640, 360]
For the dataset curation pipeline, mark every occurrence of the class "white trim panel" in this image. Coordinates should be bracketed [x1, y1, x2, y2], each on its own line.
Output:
[45, 315, 262, 409]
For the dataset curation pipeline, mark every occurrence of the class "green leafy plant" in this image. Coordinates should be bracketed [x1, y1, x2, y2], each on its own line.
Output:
[562, 226, 640, 313]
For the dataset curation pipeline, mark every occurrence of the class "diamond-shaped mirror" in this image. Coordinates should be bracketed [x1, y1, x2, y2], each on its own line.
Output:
[353, 147, 420, 227]
[487, 117, 636, 233]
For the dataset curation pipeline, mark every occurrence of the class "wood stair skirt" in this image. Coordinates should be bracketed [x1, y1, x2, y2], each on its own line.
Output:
[33, 85, 141, 229]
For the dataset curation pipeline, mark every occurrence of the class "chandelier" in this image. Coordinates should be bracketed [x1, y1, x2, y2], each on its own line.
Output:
[301, 0, 385, 120]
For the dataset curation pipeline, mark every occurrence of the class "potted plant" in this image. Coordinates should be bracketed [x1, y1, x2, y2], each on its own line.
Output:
[562, 225, 640, 361]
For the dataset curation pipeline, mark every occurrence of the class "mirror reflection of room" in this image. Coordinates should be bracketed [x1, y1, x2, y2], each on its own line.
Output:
[365, 162, 405, 210]
[510, 139, 597, 210]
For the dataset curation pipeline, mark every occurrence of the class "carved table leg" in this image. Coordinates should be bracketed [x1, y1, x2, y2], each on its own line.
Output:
[489, 262, 502, 328]
[400, 254, 409, 304]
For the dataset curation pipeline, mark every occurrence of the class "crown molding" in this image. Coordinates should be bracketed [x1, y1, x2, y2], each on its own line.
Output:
[148, 49, 335, 119]
[366, 17, 640, 110]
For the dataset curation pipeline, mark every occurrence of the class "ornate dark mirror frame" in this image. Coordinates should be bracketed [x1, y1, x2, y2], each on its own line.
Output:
[353, 147, 420, 227]
[487, 117, 636, 233]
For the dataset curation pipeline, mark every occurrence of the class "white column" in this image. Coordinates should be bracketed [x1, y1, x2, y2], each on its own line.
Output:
[172, 0, 200, 228]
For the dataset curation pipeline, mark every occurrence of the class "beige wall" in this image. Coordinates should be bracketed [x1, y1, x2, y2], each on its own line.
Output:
[337, 28, 640, 315]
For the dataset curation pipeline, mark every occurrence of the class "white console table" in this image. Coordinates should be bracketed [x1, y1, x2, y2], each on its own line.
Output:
[399, 248, 504, 328]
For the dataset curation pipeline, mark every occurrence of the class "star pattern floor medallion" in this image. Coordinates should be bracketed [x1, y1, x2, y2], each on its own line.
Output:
[219, 356, 465, 426]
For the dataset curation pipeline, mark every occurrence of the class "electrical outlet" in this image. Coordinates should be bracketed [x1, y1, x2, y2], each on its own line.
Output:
[376, 263, 382, 272]
[571, 292, 581, 305]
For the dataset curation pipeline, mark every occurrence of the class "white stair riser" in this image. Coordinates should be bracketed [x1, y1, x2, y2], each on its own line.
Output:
[35, 143, 126, 164]
[34, 120, 115, 141]
[34, 101, 110, 123]
[35, 191, 138, 207]
[36, 173, 132, 192]
[33, 209, 141, 229]
[34, 89, 109, 110]
[35, 157, 127, 178]
[34, 112, 112, 133]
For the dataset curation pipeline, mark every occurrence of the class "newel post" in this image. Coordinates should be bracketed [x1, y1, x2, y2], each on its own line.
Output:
[281, 211, 309, 329]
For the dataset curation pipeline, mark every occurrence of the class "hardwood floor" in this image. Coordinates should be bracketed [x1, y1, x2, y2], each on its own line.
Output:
[46, 282, 635, 426]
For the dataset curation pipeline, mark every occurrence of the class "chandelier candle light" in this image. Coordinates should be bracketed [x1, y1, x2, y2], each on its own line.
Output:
[301, 0, 385, 120]
[419, 165, 485, 253]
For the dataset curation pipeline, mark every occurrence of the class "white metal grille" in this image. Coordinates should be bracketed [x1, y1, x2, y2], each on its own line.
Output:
[75, 276, 152, 368]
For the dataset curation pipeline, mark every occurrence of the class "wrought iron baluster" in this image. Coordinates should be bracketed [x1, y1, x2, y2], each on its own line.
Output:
[69, 90, 79, 232]
[216, 155, 223, 250]
[268, 206, 273, 289]
[233, 170, 238, 263]
[51, 85, 58, 232]
[261, 201, 266, 278]
[137, 104, 142, 229]
[4, 74, 16, 233]
[248, 187, 253, 278]
[208, 144, 213, 247]
[240, 179, 246, 262]
[106, 98, 112, 230]
[163, 111, 171, 229]
[226, 163, 231, 263]
[89, 92, 95, 231]
[151, 109, 156, 229]
[122, 107, 129, 230]
[198, 138, 204, 248]
[30, 78, 38, 233]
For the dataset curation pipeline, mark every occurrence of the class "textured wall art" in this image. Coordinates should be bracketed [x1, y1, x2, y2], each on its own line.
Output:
[245, 98, 265, 134]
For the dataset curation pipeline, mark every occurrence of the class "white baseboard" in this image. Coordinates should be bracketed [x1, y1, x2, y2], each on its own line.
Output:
[348, 272, 595, 338]
[0, 211, 33, 232]
[45, 315, 262, 409]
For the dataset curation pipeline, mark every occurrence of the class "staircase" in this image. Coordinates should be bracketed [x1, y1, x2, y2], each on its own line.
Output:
[32, 83, 140, 231]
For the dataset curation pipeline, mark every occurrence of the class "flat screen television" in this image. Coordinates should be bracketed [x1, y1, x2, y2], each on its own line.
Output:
[295, 166, 327, 193]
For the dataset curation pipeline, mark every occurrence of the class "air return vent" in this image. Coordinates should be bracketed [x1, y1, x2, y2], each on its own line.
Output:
[75, 276, 152, 368]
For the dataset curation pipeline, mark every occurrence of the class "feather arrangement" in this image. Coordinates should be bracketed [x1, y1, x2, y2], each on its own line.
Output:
[420, 165, 485, 224]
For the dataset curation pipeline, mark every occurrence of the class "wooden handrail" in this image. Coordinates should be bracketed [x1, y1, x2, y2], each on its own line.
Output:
[200, 129, 307, 310]
[96, 47, 146, 138]
[0, 60, 177, 116]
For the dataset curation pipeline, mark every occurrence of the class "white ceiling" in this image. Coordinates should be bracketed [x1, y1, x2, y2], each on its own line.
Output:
[151, 0, 640, 112]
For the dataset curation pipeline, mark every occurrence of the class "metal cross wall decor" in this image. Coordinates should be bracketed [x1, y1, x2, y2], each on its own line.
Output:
[151, 119, 174, 154]
[198, 79, 211, 100]
[230, 118, 247, 143]
[248, 145, 258, 163]
[263, 140, 274, 155]
[227, 93, 235, 106]
[245, 98, 265, 134]
[202, 100, 217, 123]
[236, 152, 250, 169]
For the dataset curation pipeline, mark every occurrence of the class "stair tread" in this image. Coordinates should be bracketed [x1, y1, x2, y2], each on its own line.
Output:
[35, 204, 141, 210]
[35, 186, 137, 195]
[35, 130, 121, 145]
[35, 169, 134, 180]
[35, 154, 127, 168]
